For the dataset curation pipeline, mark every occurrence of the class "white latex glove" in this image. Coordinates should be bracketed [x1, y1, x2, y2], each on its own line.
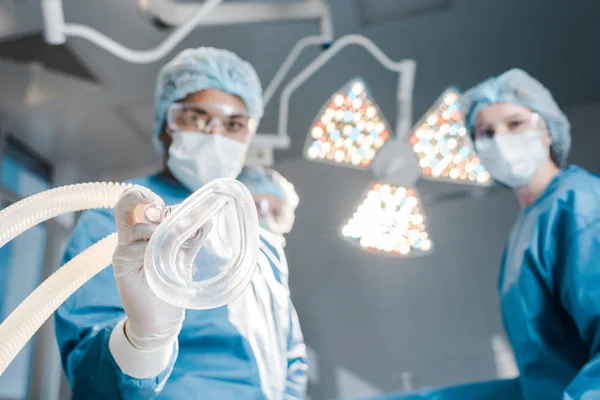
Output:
[112, 186, 185, 352]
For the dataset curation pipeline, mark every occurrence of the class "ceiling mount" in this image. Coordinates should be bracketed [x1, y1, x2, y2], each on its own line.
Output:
[139, 0, 333, 33]
[40, 0, 334, 150]
[40, 0, 332, 65]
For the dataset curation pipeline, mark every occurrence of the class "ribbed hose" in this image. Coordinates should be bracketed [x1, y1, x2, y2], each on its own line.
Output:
[0, 182, 130, 248]
[0, 182, 132, 376]
[0, 234, 118, 375]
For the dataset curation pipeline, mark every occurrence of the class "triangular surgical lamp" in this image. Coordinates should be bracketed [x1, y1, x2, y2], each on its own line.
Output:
[370, 88, 491, 188]
[275, 34, 432, 256]
[277, 34, 416, 158]
[408, 88, 491, 186]
[303, 78, 391, 169]
[342, 182, 433, 256]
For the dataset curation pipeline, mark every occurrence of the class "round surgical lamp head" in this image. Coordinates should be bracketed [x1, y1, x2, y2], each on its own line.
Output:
[370, 137, 420, 188]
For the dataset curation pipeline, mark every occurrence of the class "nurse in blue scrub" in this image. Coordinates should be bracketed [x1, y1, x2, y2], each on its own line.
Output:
[461, 69, 600, 400]
[54, 47, 307, 399]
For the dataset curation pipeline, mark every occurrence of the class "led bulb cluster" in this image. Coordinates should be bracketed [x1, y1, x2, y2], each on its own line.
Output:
[304, 79, 390, 168]
[342, 183, 432, 256]
[409, 90, 491, 186]
[304, 81, 490, 257]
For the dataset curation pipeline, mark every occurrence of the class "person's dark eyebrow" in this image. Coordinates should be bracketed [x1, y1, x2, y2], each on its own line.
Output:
[229, 113, 250, 120]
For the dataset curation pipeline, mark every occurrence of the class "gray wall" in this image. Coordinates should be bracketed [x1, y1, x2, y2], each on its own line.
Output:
[278, 97, 600, 399]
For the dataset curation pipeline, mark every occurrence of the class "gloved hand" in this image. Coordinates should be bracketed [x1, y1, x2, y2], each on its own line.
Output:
[112, 186, 185, 351]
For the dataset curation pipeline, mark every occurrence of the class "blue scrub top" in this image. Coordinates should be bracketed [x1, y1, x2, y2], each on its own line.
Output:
[499, 166, 600, 399]
[54, 174, 307, 399]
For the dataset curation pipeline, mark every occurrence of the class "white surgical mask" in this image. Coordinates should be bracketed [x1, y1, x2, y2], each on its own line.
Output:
[168, 132, 247, 192]
[475, 131, 548, 188]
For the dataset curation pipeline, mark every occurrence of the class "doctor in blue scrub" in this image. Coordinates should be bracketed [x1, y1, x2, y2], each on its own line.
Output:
[55, 47, 307, 399]
[461, 69, 600, 400]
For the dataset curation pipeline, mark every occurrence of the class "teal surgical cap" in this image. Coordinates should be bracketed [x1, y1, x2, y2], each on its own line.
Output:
[460, 68, 571, 167]
[237, 165, 284, 201]
[153, 47, 263, 153]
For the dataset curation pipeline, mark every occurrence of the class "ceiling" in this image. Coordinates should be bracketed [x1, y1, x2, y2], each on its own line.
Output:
[0, 0, 599, 180]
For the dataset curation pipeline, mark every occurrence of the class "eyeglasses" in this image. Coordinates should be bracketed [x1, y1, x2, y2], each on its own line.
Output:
[473, 112, 543, 138]
[167, 102, 256, 136]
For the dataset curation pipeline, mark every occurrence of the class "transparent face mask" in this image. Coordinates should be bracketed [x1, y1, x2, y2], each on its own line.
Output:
[143, 178, 259, 309]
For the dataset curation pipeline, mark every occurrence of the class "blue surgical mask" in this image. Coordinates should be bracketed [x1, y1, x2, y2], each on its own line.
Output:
[168, 132, 247, 192]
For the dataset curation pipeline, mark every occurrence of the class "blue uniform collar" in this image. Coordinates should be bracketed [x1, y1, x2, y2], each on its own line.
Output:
[147, 174, 191, 194]
[523, 165, 581, 212]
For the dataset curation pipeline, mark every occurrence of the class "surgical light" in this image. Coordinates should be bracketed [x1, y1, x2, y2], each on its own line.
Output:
[409, 89, 491, 186]
[304, 79, 391, 169]
[342, 183, 432, 256]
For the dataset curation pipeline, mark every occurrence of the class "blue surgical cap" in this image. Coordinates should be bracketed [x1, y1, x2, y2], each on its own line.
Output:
[237, 165, 284, 201]
[460, 68, 571, 167]
[153, 47, 263, 153]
